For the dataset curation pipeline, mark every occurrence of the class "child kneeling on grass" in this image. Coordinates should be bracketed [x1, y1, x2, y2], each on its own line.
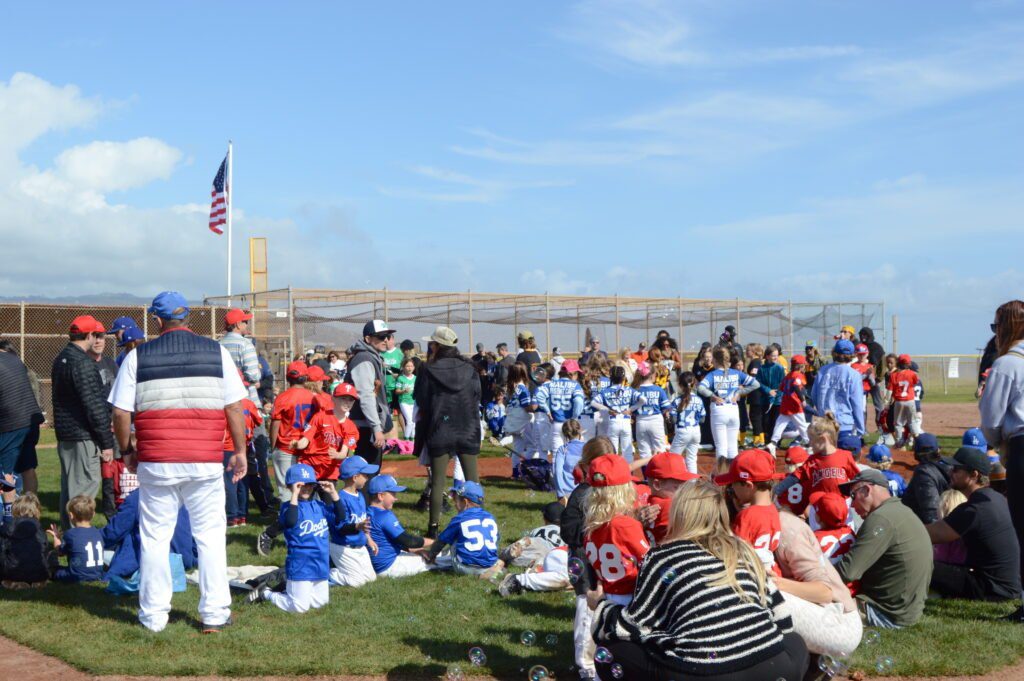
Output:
[424, 481, 499, 576]
[0, 491, 56, 588]
[49, 495, 105, 582]
[249, 464, 344, 613]
[329, 455, 379, 588]
[368, 475, 435, 578]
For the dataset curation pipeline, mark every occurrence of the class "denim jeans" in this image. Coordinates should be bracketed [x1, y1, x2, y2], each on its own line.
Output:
[223, 451, 241, 522]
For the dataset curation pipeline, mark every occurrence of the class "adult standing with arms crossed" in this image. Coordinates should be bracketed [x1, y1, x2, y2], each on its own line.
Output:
[346, 320, 396, 470]
[108, 291, 247, 633]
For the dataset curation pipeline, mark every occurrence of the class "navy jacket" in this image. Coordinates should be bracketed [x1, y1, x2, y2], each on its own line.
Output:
[101, 490, 197, 577]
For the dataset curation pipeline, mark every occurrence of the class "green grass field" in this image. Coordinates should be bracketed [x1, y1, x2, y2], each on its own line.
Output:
[2, 434, 1022, 678]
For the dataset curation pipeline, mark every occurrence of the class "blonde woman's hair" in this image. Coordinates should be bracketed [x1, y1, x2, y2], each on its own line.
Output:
[745, 343, 764, 360]
[664, 479, 768, 604]
[940, 488, 968, 518]
[584, 482, 637, 535]
[12, 492, 42, 520]
[808, 412, 840, 446]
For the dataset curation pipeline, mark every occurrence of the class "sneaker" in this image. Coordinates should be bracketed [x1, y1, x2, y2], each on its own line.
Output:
[441, 498, 453, 515]
[201, 616, 233, 633]
[498, 573, 522, 597]
[1000, 606, 1024, 623]
[413, 493, 430, 513]
[247, 587, 270, 604]
[256, 531, 273, 557]
[766, 442, 777, 456]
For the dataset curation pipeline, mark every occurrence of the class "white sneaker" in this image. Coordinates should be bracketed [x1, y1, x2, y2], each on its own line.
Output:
[767, 442, 777, 456]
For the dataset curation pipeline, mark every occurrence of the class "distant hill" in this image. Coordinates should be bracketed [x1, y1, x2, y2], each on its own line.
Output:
[0, 293, 196, 305]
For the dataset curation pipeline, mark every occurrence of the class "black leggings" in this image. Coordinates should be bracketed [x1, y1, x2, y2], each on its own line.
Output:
[1006, 435, 1024, 581]
[747, 401, 764, 438]
[428, 452, 479, 528]
[595, 632, 808, 681]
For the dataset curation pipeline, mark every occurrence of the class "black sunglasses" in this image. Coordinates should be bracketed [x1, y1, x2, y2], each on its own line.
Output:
[372, 333, 394, 341]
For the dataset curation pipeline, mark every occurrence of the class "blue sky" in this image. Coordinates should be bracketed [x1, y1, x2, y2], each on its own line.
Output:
[1, 1, 1022, 353]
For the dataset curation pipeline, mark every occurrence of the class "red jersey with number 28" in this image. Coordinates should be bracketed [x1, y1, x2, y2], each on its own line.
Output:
[272, 386, 315, 454]
[887, 369, 919, 401]
[585, 515, 650, 595]
[779, 371, 807, 416]
[732, 504, 782, 576]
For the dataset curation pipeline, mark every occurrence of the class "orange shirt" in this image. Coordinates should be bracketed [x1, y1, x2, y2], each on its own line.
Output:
[271, 386, 315, 454]
[887, 369, 919, 401]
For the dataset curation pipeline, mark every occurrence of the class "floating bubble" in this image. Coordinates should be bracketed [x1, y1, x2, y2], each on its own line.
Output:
[661, 568, 678, 585]
[445, 586, 454, 594]
[446, 665, 465, 681]
[521, 630, 537, 646]
[708, 651, 717, 660]
[610, 663, 624, 678]
[545, 634, 558, 646]
[407, 615, 417, 622]
[528, 664, 549, 681]
[594, 647, 614, 664]
[817, 654, 836, 675]
[425, 655, 432, 663]
[872, 526, 885, 536]
[468, 646, 487, 666]
[862, 629, 880, 645]
[875, 656, 894, 673]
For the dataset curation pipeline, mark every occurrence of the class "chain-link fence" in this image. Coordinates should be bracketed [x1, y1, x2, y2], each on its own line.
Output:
[913, 355, 982, 399]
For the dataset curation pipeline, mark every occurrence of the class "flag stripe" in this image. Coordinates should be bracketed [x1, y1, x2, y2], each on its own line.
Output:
[208, 156, 228, 235]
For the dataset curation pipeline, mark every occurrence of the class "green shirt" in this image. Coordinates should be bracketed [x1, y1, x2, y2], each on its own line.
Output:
[395, 374, 416, 405]
[835, 497, 933, 627]
[382, 348, 404, 400]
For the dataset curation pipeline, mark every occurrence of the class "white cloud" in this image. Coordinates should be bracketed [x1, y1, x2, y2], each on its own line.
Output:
[53, 138, 182, 192]
[379, 164, 570, 202]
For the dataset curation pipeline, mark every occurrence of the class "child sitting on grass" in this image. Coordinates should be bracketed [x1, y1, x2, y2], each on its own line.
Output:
[368, 475, 435, 578]
[866, 444, 906, 497]
[329, 455, 379, 588]
[49, 495, 105, 582]
[1, 492, 55, 588]
[425, 482, 499, 576]
[810, 491, 856, 565]
[715, 449, 784, 575]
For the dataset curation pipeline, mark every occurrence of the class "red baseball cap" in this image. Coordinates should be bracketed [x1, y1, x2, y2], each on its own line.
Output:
[898, 354, 912, 364]
[809, 491, 848, 529]
[855, 343, 869, 355]
[791, 354, 806, 365]
[785, 446, 809, 466]
[587, 454, 632, 487]
[286, 360, 309, 379]
[646, 452, 700, 482]
[714, 449, 784, 485]
[92, 321, 107, 333]
[332, 383, 359, 399]
[306, 365, 327, 382]
[70, 315, 100, 334]
[224, 308, 253, 326]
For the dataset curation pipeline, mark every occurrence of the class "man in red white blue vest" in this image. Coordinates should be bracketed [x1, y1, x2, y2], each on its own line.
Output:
[108, 291, 248, 633]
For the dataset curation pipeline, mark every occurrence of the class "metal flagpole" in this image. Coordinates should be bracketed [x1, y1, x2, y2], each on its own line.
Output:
[226, 140, 233, 302]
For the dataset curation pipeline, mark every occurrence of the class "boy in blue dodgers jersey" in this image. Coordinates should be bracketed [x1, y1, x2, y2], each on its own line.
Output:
[533, 361, 585, 453]
[329, 455, 379, 588]
[48, 495, 105, 582]
[367, 475, 435, 578]
[248, 464, 345, 613]
[424, 481, 499, 575]
[668, 371, 706, 474]
[866, 444, 906, 497]
[591, 365, 645, 461]
[696, 346, 760, 463]
[632, 363, 672, 459]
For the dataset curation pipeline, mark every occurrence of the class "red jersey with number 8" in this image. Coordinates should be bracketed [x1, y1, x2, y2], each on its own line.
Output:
[585, 515, 650, 595]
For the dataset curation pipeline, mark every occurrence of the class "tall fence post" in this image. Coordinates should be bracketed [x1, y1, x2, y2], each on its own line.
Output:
[614, 294, 621, 352]
[881, 300, 887, 352]
[943, 357, 948, 395]
[677, 298, 684, 351]
[210, 306, 217, 338]
[383, 287, 389, 324]
[838, 302, 843, 332]
[468, 289, 474, 351]
[19, 301, 25, 358]
[576, 305, 581, 354]
[514, 301, 518, 343]
[545, 292, 551, 356]
[892, 314, 899, 354]
[287, 286, 295, 362]
[788, 300, 794, 356]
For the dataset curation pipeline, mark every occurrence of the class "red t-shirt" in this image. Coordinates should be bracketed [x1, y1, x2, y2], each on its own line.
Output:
[779, 371, 807, 416]
[851, 362, 874, 393]
[633, 483, 652, 508]
[585, 515, 650, 595]
[647, 494, 673, 545]
[732, 504, 782, 575]
[887, 369, 919, 401]
[313, 391, 334, 415]
[272, 386, 315, 454]
[300, 413, 359, 480]
[222, 398, 263, 452]
[796, 449, 860, 498]
[815, 526, 856, 564]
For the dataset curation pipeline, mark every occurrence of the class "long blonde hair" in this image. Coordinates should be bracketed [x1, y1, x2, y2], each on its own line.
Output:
[584, 481, 637, 536]
[664, 480, 768, 604]
[808, 411, 840, 452]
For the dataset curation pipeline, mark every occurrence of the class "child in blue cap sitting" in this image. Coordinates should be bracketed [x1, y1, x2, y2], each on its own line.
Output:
[367, 475, 434, 578]
[249, 463, 345, 612]
[424, 481, 499, 577]
[866, 444, 906, 498]
[328, 455, 379, 588]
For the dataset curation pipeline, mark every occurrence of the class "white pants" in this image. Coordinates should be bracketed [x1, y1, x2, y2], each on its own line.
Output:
[329, 543, 377, 588]
[512, 414, 541, 471]
[534, 418, 553, 457]
[771, 412, 809, 444]
[595, 411, 606, 438]
[710, 403, 740, 460]
[517, 547, 570, 592]
[550, 421, 567, 453]
[138, 475, 230, 631]
[268, 579, 329, 614]
[574, 594, 596, 675]
[379, 553, 429, 578]
[272, 449, 298, 501]
[635, 415, 666, 459]
[780, 592, 862, 657]
[669, 426, 701, 473]
[579, 414, 597, 441]
[605, 417, 634, 462]
[399, 403, 416, 439]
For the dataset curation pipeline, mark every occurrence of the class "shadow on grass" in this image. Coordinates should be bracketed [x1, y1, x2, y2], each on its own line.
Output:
[502, 596, 576, 620]
[399, 631, 576, 681]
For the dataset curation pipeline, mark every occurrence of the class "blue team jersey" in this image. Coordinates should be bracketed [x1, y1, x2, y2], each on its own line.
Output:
[485, 401, 506, 436]
[700, 368, 755, 401]
[581, 377, 611, 417]
[534, 378, 585, 421]
[438, 506, 499, 568]
[281, 499, 335, 581]
[882, 470, 907, 497]
[331, 489, 368, 548]
[636, 385, 671, 417]
[60, 527, 105, 581]
[368, 505, 407, 573]
[595, 385, 643, 417]
[508, 383, 532, 409]
[671, 393, 706, 428]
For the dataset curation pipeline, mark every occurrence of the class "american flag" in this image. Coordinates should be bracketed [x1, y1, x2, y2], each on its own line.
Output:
[208, 156, 228, 234]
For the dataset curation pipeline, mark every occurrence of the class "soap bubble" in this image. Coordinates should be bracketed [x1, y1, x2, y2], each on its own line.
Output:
[862, 629, 880, 645]
[446, 665, 465, 681]
[817, 654, 836, 676]
[661, 568, 678, 584]
[545, 634, 558, 646]
[521, 630, 536, 646]
[568, 558, 585, 584]
[610, 663, 624, 678]
[594, 647, 614, 664]
[873, 526, 885, 537]
[875, 656, 894, 673]
[528, 665, 549, 681]
[468, 647, 486, 666]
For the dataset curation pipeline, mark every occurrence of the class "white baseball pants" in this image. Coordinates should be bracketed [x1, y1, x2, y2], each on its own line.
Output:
[710, 403, 740, 460]
[379, 553, 429, 578]
[780, 592, 863, 657]
[268, 579, 329, 613]
[534, 417, 553, 457]
[399, 403, 416, 439]
[669, 426, 701, 473]
[605, 417, 634, 462]
[578, 414, 597, 441]
[771, 412, 809, 444]
[550, 420, 568, 453]
[574, 594, 596, 677]
[138, 475, 230, 632]
[635, 415, 666, 459]
[517, 547, 569, 592]
[329, 543, 377, 588]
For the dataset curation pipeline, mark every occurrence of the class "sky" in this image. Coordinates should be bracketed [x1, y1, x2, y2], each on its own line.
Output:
[1, 1, 1022, 354]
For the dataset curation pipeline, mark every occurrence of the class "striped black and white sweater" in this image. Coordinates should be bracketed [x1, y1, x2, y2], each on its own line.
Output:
[592, 539, 794, 676]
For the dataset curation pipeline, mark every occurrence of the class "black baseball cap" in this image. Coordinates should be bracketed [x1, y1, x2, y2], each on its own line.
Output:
[913, 433, 939, 454]
[943, 447, 991, 476]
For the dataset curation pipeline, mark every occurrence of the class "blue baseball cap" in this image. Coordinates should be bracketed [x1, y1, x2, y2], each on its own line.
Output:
[450, 480, 485, 504]
[107, 316, 141, 335]
[340, 455, 379, 479]
[284, 463, 317, 486]
[914, 433, 939, 454]
[117, 326, 145, 347]
[867, 444, 892, 463]
[833, 339, 855, 354]
[837, 433, 863, 453]
[148, 291, 190, 320]
[367, 474, 406, 495]
[962, 428, 988, 452]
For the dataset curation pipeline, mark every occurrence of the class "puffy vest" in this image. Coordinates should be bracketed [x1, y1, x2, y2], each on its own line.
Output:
[134, 328, 226, 464]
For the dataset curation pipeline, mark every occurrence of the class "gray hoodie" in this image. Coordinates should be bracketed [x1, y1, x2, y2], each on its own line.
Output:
[980, 340, 1024, 447]
[345, 339, 387, 432]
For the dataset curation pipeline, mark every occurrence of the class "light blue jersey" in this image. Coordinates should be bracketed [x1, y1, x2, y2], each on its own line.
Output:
[699, 368, 756, 401]
[509, 383, 531, 409]
[671, 393, 706, 428]
[636, 384, 671, 417]
[594, 385, 644, 418]
[534, 377, 585, 422]
[581, 377, 611, 417]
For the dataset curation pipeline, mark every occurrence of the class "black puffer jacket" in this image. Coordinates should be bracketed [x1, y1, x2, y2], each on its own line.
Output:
[51, 343, 114, 449]
[0, 351, 42, 432]
[903, 459, 950, 525]
[414, 355, 481, 456]
[858, 327, 886, 379]
[0, 517, 57, 582]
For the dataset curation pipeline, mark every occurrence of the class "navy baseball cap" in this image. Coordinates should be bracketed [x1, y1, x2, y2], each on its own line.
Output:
[284, 463, 317, 486]
[962, 428, 988, 452]
[450, 480, 485, 504]
[914, 433, 939, 454]
[117, 326, 145, 347]
[148, 291, 190, 320]
[837, 433, 863, 453]
[367, 474, 406, 495]
[340, 455, 379, 479]
[833, 339, 855, 354]
[867, 444, 893, 463]
[107, 316, 140, 335]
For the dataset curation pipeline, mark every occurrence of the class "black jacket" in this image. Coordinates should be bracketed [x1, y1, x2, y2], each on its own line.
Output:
[0, 518, 57, 583]
[858, 327, 886, 379]
[562, 482, 593, 595]
[903, 459, 950, 525]
[51, 343, 114, 449]
[0, 352, 42, 432]
[414, 356, 481, 456]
